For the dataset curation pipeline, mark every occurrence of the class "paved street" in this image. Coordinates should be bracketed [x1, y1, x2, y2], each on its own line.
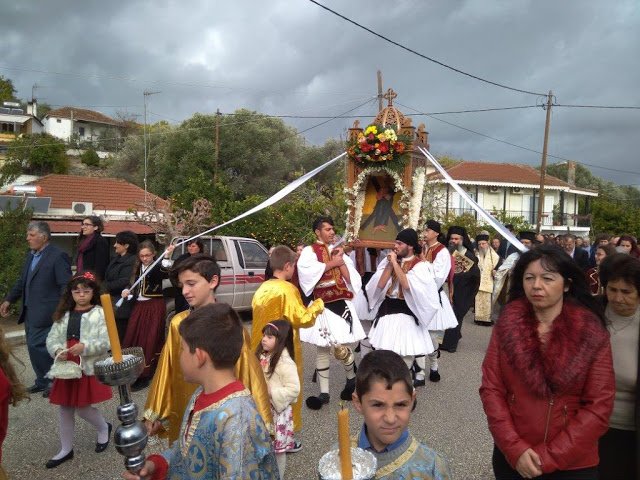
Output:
[3, 313, 495, 479]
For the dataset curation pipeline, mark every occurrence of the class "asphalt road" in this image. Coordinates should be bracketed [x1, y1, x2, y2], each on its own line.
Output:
[3, 313, 495, 479]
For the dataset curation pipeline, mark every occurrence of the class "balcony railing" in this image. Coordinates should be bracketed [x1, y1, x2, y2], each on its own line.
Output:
[441, 208, 592, 228]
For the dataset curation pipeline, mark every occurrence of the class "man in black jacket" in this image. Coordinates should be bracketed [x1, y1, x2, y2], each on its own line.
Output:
[562, 233, 590, 272]
[0, 221, 71, 396]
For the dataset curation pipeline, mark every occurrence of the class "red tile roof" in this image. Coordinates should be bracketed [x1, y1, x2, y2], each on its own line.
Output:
[46, 107, 118, 126]
[427, 161, 570, 187]
[26, 174, 166, 211]
[48, 220, 156, 235]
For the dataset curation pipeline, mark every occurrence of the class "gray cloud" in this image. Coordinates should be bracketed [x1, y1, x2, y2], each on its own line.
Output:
[2, 0, 639, 184]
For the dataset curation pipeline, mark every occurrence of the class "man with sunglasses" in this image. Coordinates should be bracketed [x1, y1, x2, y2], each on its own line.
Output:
[1, 221, 71, 397]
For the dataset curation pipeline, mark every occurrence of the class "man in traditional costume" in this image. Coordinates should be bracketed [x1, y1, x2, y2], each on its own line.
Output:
[366, 228, 440, 379]
[492, 231, 535, 307]
[440, 226, 480, 353]
[474, 233, 501, 325]
[298, 216, 366, 409]
[251, 245, 324, 440]
[419, 220, 458, 384]
[142, 254, 273, 443]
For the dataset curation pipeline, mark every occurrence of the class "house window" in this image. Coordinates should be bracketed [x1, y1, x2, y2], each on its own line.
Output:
[78, 127, 85, 137]
[56, 118, 61, 123]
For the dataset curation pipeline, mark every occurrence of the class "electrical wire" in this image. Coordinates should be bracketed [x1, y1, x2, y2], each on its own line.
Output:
[308, 0, 545, 97]
[555, 104, 640, 110]
[397, 101, 640, 177]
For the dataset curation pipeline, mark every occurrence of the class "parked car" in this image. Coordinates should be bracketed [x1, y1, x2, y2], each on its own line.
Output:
[163, 235, 269, 325]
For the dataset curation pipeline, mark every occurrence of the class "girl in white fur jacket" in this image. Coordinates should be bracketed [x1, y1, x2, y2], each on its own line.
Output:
[44, 272, 112, 469]
[256, 319, 300, 478]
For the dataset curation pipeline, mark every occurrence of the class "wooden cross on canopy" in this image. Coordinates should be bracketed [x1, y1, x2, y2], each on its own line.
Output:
[383, 88, 397, 106]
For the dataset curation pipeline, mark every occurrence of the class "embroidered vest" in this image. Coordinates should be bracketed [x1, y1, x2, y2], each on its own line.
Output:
[386, 256, 421, 300]
[311, 243, 354, 304]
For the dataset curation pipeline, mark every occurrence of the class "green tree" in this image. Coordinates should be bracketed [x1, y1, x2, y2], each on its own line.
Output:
[0, 202, 32, 307]
[1, 133, 69, 184]
[80, 148, 100, 166]
[0, 76, 17, 104]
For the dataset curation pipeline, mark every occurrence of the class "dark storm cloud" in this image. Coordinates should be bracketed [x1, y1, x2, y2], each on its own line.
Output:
[1, 0, 638, 183]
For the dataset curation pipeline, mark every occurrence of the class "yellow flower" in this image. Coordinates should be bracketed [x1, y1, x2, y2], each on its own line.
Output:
[384, 129, 397, 142]
[365, 125, 378, 135]
[374, 143, 379, 148]
[378, 134, 386, 142]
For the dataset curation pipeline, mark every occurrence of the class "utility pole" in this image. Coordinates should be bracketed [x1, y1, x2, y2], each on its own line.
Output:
[213, 108, 220, 185]
[143, 90, 161, 199]
[536, 90, 553, 233]
[377, 70, 383, 111]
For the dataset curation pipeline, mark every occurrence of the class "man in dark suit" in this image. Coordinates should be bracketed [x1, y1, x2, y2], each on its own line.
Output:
[562, 233, 590, 272]
[497, 224, 518, 260]
[0, 221, 71, 396]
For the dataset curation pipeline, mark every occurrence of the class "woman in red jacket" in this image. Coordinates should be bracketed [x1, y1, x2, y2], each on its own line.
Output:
[480, 244, 614, 479]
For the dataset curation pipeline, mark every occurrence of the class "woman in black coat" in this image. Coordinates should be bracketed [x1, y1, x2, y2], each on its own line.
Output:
[103, 230, 138, 341]
[76, 215, 111, 280]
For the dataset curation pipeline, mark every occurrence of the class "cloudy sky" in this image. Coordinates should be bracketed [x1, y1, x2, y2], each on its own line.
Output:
[2, 0, 639, 185]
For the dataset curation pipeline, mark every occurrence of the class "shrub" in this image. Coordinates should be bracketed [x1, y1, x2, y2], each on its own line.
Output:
[80, 148, 100, 167]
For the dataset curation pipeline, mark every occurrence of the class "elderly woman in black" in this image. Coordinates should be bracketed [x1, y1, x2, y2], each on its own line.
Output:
[598, 253, 640, 479]
[103, 230, 138, 341]
[76, 216, 110, 280]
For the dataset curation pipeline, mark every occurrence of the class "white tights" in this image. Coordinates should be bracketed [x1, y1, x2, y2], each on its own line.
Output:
[276, 452, 287, 478]
[52, 406, 109, 460]
[316, 345, 356, 394]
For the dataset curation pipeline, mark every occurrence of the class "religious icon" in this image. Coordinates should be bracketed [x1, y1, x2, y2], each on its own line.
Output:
[358, 174, 402, 243]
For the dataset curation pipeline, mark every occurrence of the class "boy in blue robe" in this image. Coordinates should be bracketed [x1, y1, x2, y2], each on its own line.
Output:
[124, 303, 279, 480]
[351, 350, 452, 480]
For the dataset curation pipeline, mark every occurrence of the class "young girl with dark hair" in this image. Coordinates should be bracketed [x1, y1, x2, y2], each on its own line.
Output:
[121, 240, 174, 391]
[256, 319, 300, 477]
[45, 272, 112, 469]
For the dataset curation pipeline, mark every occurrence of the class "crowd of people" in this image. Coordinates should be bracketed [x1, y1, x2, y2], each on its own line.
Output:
[0, 215, 638, 479]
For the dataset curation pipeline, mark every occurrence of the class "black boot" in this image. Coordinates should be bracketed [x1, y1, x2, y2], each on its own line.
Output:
[340, 377, 356, 401]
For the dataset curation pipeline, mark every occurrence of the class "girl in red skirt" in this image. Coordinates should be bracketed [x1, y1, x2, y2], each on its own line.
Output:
[121, 241, 174, 391]
[45, 271, 113, 469]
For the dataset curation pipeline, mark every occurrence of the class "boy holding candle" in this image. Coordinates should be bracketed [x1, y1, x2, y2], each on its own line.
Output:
[124, 303, 279, 479]
[142, 254, 272, 442]
[351, 350, 452, 480]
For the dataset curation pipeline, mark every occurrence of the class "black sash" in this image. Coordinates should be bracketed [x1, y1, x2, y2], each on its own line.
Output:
[375, 297, 419, 327]
[324, 299, 353, 333]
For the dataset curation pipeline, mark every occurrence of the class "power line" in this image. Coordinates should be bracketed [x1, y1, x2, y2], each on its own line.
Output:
[308, 0, 545, 97]
[396, 101, 640, 176]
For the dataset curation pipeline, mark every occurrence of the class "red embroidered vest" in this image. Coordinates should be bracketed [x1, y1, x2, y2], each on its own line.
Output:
[386, 256, 421, 300]
[311, 243, 354, 304]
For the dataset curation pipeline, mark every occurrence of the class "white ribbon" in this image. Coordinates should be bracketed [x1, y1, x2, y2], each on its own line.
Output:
[117, 151, 347, 306]
[417, 146, 527, 253]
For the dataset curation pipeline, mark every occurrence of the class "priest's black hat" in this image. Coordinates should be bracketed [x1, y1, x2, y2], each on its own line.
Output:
[519, 231, 536, 242]
[396, 228, 422, 255]
[476, 234, 490, 243]
[425, 219, 441, 234]
[447, 225, 466, 237]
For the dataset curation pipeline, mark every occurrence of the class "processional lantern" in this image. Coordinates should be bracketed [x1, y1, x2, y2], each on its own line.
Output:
[344, 88, 431, 248]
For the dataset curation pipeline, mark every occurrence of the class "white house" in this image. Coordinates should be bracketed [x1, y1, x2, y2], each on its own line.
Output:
[425, 161, 598, 235]
[43, 106, 120, 146]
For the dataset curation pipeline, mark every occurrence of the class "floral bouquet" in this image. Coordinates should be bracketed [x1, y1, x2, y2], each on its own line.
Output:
[347, 124, 411, 166]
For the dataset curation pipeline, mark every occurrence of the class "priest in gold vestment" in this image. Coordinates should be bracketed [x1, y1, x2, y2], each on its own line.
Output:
[251, 245, 324, 431]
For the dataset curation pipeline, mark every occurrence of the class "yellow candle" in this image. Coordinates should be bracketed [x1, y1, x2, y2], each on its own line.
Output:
[100, 294, 123, 363]
[338, 404, 353, 480]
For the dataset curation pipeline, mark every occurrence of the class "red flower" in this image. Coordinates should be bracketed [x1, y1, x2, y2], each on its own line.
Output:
[368, 133, 375, 140]
[395, 141, 405, 154]
[378, 142, 389, 153]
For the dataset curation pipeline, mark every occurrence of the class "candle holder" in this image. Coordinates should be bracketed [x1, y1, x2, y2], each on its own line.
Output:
[94, 347, 148, 475]
[318, 448, 377, 480]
